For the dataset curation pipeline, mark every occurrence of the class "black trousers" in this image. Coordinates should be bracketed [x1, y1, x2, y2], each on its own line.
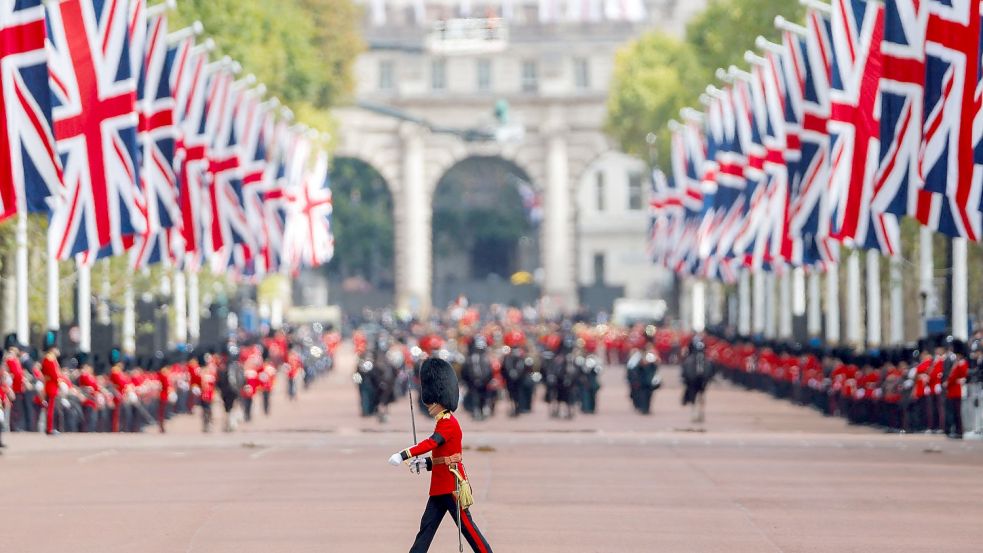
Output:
[945, 397, 964, 437]
[409, 494, 492, 553]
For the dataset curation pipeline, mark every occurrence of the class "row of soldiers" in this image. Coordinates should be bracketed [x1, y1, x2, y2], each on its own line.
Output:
[0, 326, 339, 447]
[705, 332, 981, 438]
[351, 308, 606, 422]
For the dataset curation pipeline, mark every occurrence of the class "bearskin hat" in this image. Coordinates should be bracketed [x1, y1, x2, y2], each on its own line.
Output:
[420, 357, 459, 412]
[4, 333, 21, 350]
[43, 330, 58, 352]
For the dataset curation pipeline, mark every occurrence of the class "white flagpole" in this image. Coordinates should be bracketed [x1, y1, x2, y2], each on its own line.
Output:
[77, 257, 91, 353]
[46, 239, 59, 331]
[753, 270, 766, 336]
[826, 263, 841, 344]
[188, 267, 200, 342]
[764, 271, 777, 339]
[739, 268, 751, 335]
[952, 237, 969, 341]
[845, 251, 863, 347]
[122, 280, 136, 354]
[174, 268, 188, 344]
[807, 269, 822, 338]
[866, 250, 881, 348]
[919, 226, 934, 335]
[889, 256, 904, 344]
[779, 267, 793, 339]
[15, 212, 29, 344]
[692, 279, 706, 333]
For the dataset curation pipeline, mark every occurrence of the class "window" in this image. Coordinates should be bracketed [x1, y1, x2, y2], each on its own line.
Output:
[432, 59, 447, 91]
[521, 60, 538, 93]
[628, 171, 643, 210]
[378, 60, 394, 91]
[477, 59, 492, 92]
[595, 172, 606, 212]
[574, 57, 590, 89]
[593, 253, 606, 285]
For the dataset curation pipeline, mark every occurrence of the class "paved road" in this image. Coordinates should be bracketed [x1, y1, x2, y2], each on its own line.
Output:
[2, 345, 982, 553]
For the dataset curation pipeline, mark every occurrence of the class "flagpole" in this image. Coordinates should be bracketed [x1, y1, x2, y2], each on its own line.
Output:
[691, 279, 706, 333]
[174, 267, 188, 344]
[952, 237, 968, 341]
[77, 257, 91, 353]
[188, 266, 200, 343]
[46, 239, 59, 331]
[15, 212, 29, 345]
[122, 278, 136, 354]
[764, 271, 777, 339]
[845, 251, 863, 348]
[739, 269, 751, 336]
[778, 267, 793, 339]
[889, 256, 904, 345]
[919, 226, 934, 336]
[752, 270, 766, 337]
[865, 250, 881, 348]
[825, 263, 840, 344]
[807, 269, 822, 338]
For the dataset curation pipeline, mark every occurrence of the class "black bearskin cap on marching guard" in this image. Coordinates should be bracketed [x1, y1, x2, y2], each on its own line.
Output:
[43, 330, 58, 352]
[420, 357, 459, 412]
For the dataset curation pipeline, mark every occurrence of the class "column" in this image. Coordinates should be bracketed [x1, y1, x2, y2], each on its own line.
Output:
[122, 282, 135, 354]
[845, 251, 863, 347]
[397, 126, 432, 316]
[952, 237, 969, 341]
[866, 250, 881, 348]
[543, 122, 577, 312]
[826, 263, 840, 344]
[738, 268, 751, 336]
[709, 281, 724, 326]
[807, 270, 822, 338]
[889, 256, 904, 345]
[15, 213, 28, 344]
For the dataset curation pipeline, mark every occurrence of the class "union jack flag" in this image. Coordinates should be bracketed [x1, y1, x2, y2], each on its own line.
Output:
[171, 37, 209, 268]
[0, 0, 61, 219]
[237, 88, 272, 275]
[47, 0, 143, 259]
[130, 7, 179, 268]
[827, 0, 890, 252]
[282, 150, 334, 273]
[918, 0, 981, 239]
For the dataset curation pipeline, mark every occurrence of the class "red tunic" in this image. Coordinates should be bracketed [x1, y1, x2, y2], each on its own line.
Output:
[6, 356, 25, 394]
[945, 360, 969, 399]
[41, 356, 62, 398]
[406, 411, 468, 496]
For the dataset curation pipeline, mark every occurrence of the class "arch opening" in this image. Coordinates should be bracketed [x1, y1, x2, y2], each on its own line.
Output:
[431, 156, 541, 308]
[326, 157, 396, 312]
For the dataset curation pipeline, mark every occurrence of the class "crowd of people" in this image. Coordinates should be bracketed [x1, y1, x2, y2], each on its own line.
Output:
[0, 325, 340, 447]
[704, 331, 983, 438]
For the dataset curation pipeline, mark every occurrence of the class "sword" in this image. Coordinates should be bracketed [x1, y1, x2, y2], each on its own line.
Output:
[408, 371, 420, 473]
[455, 470, 464, 553]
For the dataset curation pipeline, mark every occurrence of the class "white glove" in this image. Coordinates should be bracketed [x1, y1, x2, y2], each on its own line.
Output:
[388, 452, 403, 466]
[409, 457, 428, 474]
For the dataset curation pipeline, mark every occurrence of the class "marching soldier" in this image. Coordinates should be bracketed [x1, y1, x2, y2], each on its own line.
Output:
[40, 331, 62, 435]
[681, 338, 710, 423]
[388, 357, 494, 553]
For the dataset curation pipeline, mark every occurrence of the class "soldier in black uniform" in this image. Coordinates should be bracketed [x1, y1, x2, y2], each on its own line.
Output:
[578, 354, 602, 414]
[627, 348, 660, 415]
[681, 338, 710, 423]
[461, 336, 492, 420]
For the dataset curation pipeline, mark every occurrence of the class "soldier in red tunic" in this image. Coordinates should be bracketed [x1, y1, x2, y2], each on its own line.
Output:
[40, 331, 62, 435]
[388, 358, 493, 553]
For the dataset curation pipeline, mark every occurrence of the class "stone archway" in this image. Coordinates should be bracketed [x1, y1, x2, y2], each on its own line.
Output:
[430, 155, 541, 308]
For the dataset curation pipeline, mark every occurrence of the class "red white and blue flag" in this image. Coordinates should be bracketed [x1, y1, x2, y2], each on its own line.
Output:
[47, 0, 143, 259]
[282, 149, 334, 274]
[0, 0, 62, 219]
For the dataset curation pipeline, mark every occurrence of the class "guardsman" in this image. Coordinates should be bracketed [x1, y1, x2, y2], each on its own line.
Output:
[4, 334, 32, 432]
[156, 359, 172, 433]
[197, 353, 217, 432]
[40, 331, 62, 435]
[943, 340, 969, 439]
[388, 357, 494, 553]
[681, 337, 710, 423]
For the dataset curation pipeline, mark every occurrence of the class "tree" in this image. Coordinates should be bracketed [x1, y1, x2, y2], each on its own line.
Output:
[606, 32, 705, 164]
[327, 159, 394, 287]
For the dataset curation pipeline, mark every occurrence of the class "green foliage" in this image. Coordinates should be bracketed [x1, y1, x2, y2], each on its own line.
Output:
[605, 0, 805, 168]
[327, 159, 394, 286]
[172, 0, 363, 128]
[606, 33, 704, 163]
